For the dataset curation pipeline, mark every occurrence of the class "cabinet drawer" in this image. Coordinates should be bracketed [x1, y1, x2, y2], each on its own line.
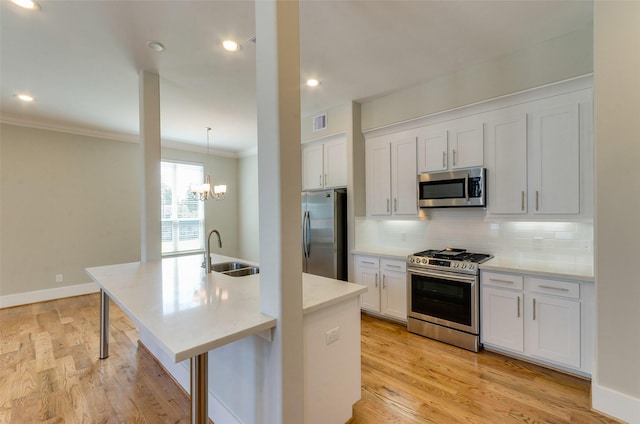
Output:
[526, 277, 580, 299]
[355, 256, 379, 268]
[482, 271, 523, 290]
[381, 259, 406, 273]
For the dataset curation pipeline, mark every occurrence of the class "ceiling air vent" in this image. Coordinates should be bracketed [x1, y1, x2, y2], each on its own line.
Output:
[312, 113, 327, 132]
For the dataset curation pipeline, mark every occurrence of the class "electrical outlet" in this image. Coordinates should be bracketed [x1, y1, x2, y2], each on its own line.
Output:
[55, 274, 63, 283]
[325, 327, 340, 345]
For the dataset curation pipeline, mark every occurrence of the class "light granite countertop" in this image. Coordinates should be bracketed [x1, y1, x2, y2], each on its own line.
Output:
[86, 254, 366, 363]
[479, 256, 594, 282]
[352, 247, 415, 260]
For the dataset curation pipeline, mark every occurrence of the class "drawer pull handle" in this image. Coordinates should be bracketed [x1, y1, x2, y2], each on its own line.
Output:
[533, 298, 536, 320]
[521, 191, 525, 211]
[387, 265, 402, 268]
[375, 273, 378, 288]
[517, 296, 520, 318]
[489, 278, 515, 284]
[382, 275, 387, 289]
[362, 261, 376, 265]
[539, 285, 569, 292]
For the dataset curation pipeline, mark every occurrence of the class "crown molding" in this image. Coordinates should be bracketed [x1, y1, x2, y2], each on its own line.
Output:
[0, 112, 240, 158]
[0, 112, 140, 143]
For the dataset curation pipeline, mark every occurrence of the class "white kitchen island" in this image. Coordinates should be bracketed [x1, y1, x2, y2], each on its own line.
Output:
[86, 254, 367, 424]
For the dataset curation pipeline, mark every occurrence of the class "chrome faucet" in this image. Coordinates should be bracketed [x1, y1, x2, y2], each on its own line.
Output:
[205, 229, 222, 273]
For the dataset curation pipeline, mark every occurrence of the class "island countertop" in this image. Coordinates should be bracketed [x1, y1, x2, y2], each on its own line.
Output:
[86, 254, 366, 363]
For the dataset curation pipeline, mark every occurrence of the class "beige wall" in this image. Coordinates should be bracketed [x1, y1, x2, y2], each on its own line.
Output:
[301, 102, 349, 142]
[0, 124, 239, 299]
[593, 0, 640, 416]
[161, 147, 239, 258]
[360, 27, 594, 131]
[238, 154, 259, 262]
[0, 124, 141, 296]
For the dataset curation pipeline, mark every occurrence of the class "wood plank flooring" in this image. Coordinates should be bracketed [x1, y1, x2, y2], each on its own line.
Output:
[0, 294, 621, 423]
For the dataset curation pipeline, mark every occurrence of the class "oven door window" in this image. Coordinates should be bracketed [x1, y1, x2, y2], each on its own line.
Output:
[411, 273, 472, 326]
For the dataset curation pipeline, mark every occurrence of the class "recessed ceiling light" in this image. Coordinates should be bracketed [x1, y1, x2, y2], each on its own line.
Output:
[17, 94, 34, 102]
[306, 79, 320, 87]
[222, 40, 240, 52]
[10, 0, 39, 10]
[147, 41, 165, 52]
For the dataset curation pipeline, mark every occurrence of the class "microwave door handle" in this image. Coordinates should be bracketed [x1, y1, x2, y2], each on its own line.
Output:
[465, 172, 470, 202]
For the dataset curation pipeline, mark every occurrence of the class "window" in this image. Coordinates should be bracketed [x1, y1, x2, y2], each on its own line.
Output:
[161, 161, 204, 255]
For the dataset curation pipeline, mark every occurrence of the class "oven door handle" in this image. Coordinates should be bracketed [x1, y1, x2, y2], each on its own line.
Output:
[408, 268, 477, 284]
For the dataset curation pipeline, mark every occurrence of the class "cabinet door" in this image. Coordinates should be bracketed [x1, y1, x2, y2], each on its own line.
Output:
[356, 265, 380, 313]
[302, 143, 324, 190]
[324, 138, 347, 188]
[450, 122, 484, 169]
[530, 104, 580, 214]
[366, 139, 392, 216]
[391, 137, 417, 216]
[481, 286, 524, 352]
[381, 271, 407, 321]
[417, 128, 448, 173]
[486, 114, 528, 214]
[526, 294, 581, 368]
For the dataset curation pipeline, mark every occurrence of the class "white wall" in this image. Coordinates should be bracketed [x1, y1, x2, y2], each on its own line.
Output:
[593, 2, 640, 422]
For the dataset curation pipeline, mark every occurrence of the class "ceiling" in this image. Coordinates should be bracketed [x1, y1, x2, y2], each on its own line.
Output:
[0, 0, 593, 156]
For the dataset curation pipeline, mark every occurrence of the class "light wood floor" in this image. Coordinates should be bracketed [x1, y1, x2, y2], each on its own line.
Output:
[0, 294, 621, 423]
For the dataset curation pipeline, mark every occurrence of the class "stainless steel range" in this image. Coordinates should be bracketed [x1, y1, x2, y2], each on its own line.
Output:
[407, 247, 493, 352]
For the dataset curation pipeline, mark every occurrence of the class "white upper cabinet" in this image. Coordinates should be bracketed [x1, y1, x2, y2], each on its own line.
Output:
[302, 134, 347, 191]
[486, 90, 589, 218]
[417, 119, 483, 173]
[450, 122, 484, 169]
[486, 114, 528, 214]
[417, 128, 448, 172]
[530, 103, 580, 215]
[323, 137, 348, 188]
[366, 131, 417, 217]
[302, 143, 324, 190]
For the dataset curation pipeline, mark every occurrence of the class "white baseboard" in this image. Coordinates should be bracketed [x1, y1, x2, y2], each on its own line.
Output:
[0, 282, 99, 308]
[592, 382, 640, 424]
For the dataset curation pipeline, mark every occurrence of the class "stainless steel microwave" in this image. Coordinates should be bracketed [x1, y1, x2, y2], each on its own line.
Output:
[418, 167, 486, 208]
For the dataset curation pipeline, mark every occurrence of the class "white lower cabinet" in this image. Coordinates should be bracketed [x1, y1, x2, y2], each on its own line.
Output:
[481, 270, 591, 376]
[354, 254, 407, 322]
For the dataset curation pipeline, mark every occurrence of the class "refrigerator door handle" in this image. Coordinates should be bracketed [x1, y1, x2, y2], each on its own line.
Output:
[302, 211, 309, 258]
[305, 211, 311, 256]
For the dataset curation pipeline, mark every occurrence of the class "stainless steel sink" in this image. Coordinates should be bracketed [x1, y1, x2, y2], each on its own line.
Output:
[209, 261, 259, 277]
[223, 267, 260, 277]
[211, 261, 253, 273]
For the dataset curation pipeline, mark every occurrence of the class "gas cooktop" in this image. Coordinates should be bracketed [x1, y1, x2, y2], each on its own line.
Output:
[407, 248, 493, 274]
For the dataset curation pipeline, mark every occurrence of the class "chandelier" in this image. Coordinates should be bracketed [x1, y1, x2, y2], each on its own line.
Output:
[191, 127, 226, 201]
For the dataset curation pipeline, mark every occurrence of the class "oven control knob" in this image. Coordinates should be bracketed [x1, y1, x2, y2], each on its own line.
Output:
[461, 263, 467, 269]
[468, 264, 475, 271]
[421, 258, 428, 264]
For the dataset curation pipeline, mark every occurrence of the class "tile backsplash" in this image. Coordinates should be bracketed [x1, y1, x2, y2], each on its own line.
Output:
[355, 209, 593, 263]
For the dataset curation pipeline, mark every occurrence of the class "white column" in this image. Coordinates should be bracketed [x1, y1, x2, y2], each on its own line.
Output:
[139, 70, 162, 262]
[255, 1, 304, 423]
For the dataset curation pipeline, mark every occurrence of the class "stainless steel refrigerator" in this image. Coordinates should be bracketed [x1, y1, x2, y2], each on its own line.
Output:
[301, 188, 347, 281]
